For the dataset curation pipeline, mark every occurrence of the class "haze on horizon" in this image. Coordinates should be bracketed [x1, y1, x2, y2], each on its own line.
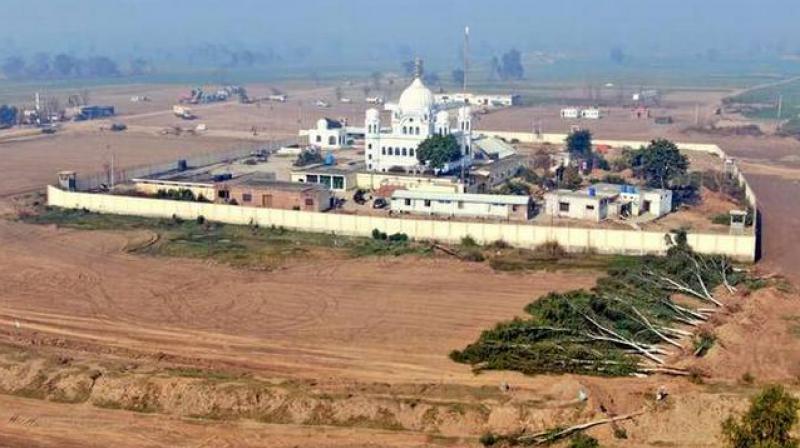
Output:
[1, 0, 799, 76]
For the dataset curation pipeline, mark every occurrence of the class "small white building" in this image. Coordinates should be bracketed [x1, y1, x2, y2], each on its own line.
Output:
[434, 93, 518, 108]
[307, 118, 349, 149]
[391, 189, 531, 221]
[560, 108, 580, 119]
[544, 183, 673, 222]
[581, 108, 601, 120]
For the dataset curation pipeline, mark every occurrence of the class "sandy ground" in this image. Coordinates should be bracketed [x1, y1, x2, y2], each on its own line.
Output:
[0, 80, 800, 446]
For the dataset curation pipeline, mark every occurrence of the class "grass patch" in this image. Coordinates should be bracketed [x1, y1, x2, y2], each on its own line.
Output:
[21, 207, 431, 269]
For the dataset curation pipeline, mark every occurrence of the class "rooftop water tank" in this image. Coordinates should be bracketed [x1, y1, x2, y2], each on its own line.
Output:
[588, 187, 596, 197]
[324, 153, 336, 166]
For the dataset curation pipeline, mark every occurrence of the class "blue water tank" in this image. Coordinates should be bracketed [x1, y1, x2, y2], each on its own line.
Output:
[324, 153, 336, 166]
[177, 159, 188, 171]
[588, 187, 596, 197]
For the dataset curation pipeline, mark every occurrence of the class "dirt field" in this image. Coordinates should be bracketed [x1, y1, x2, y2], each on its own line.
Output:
[1, 79, 800, 447]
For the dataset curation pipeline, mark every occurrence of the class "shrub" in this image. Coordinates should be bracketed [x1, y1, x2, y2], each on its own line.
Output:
[460, 249, 485, 262]
[461, 235, 478, 247]
[693, 329, 716, 357]
[372, 228, 388, 240]
[602, 174, 627, 185]
[569, 433, 600, 448]
[487, 239, 510, 250]
[535, 241, 567, 258]
[613, 427, 628, 439]
[722, 385, 799, 448]
[388, 232, 408, 243]
[196, 215, 205, 225]
[479, 432, 498, 446]
[711, 213, 730, 225]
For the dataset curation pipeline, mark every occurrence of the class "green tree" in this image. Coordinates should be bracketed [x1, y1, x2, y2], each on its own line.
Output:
[722, 385, 799, 448]
[560, 166, 583, 190]
[629, 139, 688, 189]
[566, 129, 593, 158]
[416, 134, 462, 170]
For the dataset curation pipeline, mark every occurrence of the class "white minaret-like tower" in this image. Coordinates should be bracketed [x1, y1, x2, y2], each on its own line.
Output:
[457, 106, 472, 156]
[364, 108, 381, 170]
[435, 110, 450, 136]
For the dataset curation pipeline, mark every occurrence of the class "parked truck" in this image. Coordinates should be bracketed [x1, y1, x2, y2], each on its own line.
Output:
[172, 105, 196, 120]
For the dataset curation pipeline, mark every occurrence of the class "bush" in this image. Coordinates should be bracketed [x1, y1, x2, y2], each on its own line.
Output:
[460, 249, 485, 262]
[711, 213, 730, 225]
[372, 228, 388, 240]
[535, 241, 567, 258]
[569, 433, 600, 448]
[461, 235, 478, 247]
[602, 174, 627, 185]
[722, 385, 799, 448]
[693, 329, 716, 357]
[479, 432, 498, 447]
[196, 215, 205, 225]
[388, 232, 408, 243]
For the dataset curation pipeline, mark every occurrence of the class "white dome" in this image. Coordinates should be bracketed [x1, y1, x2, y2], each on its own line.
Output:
[398, 78, 434, 112]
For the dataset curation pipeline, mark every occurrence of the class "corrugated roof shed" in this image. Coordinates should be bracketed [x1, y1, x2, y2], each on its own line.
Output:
[392, 189, 530, 205]
[473, 137, 517, 160]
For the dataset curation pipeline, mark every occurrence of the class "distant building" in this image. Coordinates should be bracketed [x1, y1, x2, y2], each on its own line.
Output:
[560, 108, 580, 119]
[307, 118, 349, 149]
[544, 183, 672, 222]
[391, 189, 532, 221]
[581, 108, 601, 120]
[434, 92, 518, 108]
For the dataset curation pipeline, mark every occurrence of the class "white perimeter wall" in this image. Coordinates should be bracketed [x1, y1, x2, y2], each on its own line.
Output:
[48, 186, 756, 261]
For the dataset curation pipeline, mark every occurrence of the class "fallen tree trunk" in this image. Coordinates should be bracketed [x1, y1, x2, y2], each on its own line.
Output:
[516, 409, 648, 445]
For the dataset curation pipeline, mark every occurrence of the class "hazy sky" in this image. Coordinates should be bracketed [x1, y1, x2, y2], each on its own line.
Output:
[2, 0, 799, 69]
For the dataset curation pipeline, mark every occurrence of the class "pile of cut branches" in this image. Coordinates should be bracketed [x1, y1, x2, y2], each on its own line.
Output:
[451, 231, 745, 376]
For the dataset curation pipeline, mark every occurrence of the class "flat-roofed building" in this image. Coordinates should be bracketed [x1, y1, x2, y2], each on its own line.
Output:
[544, 183, 673, 222]
[215, 178, 333, 212]
[391, 190, 531, 221]
[290, 163, 360, 192]
[544, 189, 612, 222]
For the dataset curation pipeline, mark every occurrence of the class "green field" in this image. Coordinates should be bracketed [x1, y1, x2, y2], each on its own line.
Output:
[729, 77, 800, 121]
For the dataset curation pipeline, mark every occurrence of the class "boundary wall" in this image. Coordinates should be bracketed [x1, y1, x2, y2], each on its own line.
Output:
[47, 186, 756, 261]
[49, 131, 757, 262]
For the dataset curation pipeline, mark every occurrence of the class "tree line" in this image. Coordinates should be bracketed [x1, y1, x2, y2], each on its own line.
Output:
[1, 53, 152, 80]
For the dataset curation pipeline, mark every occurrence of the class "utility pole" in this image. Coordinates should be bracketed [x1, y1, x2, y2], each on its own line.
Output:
[694, 103, 700, 126]
[777, 95, 783, 119]
[463, 26, 469, 92]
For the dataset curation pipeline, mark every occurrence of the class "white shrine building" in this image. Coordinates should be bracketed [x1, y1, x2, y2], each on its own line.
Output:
[364, 61, 472, 174]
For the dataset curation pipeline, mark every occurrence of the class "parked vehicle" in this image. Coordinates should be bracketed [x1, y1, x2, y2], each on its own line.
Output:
[353, 189, 367, 205]
[372, 197, 388, 209]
